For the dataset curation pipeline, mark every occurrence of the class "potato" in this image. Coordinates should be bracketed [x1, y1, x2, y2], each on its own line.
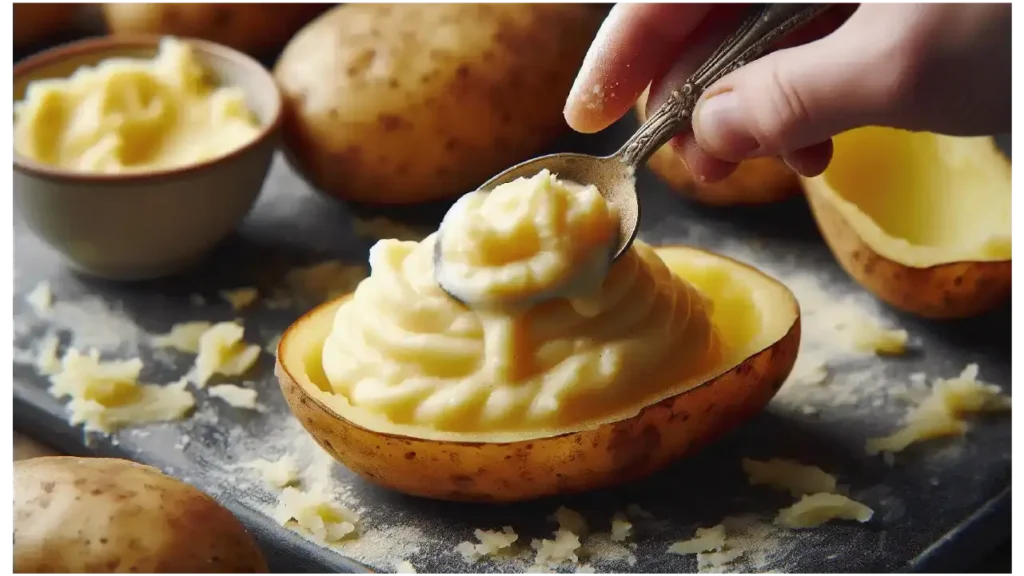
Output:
[274, 3, 603, 204]
[14, 4, 78, 47]
[635, 88, 799, 206]
[101, 3, 328, 56]
[14, 457, 268, 573]
[802, 127, 1011, 319]
[276, 246, 800, 502]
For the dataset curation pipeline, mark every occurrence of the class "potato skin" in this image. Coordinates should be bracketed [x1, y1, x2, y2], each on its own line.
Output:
[14, 457, 267, 573]
[804, 185, 1011, 319]
[635, 89, 798, 206]
[14, 4, 77, 47]
[274, 4, 603, 204]
[276, 270, 801, 503]
[101, 4, 328, 56]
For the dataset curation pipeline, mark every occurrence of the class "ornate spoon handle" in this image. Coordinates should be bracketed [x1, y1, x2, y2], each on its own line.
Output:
[617, 3, 832, 168]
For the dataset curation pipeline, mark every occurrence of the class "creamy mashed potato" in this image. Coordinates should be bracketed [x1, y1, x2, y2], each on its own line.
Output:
[321, 171, 722, 434]
[436, 170, 619, 310]
[15, 37, 260, 173]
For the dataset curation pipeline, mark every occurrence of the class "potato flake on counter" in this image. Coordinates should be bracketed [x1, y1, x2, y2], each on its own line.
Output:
[352, 216, 430, 242]
[576, 563, 596, 573]
[208, 383, 259, 410]
[192, 321, 261, 387]
[667, 524, 726, 555]
[282, 261, 368, 305]
[274, 486, 360, 543]
[244, 456, 300, 488]
[552, 506, 589, 536]
[668, 523, 744, 571]
[457, 527, 519, 562]
[775, 493, 874, 529]
[531, 528, 583, 568]
[35, 334, 62, 375]
[220, 287, 259, 311]
[394, 560, 417, 573]
[841, 317, 909, 355]
[26, 281, 53, 314]
[741, 458, 838, 497]
[609, 511, 633, 542]
[48, 348, 194, 433]
[866, 364, 1011, 456]
[151, 321, 213, 353]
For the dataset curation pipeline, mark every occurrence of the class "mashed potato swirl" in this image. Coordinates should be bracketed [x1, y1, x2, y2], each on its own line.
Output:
[322, 235, 721, 433]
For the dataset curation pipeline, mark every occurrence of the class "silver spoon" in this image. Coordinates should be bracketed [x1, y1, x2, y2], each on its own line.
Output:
[436, 3, 831, 306]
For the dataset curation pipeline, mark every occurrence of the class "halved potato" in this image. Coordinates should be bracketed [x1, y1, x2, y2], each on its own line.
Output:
[802, 127, 1011, 319]
[635, 88, 799, 206]
[276, 246, 800, 502]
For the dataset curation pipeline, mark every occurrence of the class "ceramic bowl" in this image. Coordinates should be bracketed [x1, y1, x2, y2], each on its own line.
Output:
[13, 35, 282, 281]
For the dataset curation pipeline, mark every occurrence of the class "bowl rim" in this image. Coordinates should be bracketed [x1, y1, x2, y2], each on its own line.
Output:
[12, 34, 283, 185]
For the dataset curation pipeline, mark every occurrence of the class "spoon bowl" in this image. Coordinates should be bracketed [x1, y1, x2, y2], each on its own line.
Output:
[435, 3, 831, 307]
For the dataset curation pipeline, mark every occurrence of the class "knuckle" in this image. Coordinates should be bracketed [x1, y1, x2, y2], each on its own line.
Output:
[750, 66, 813, 153]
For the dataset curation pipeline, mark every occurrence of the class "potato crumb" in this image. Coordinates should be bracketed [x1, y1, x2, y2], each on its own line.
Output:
[866, 364, 1010, 455]
[394, 560, 417, 573]
[152, 321, 213, 353]
[667, 524, 726, 555]
[192, 321, 261, 387]
[576, 563, 596, 573]
[741, 458, 838, 497]
[35, 334, 62, 375]
[220, 287, 260, 310]
[283, 261, 367, 304]
[49, 348, 194, 433]
[841, 317, 908, 355]
[26, 281, 53, 314]
[244, 456, 300, 488]
[697, 548, 744, 571]
[551, 506, 589, 536]
[208, 383, 259, 410]
[457, 526, 519, 562]
[274, 486, 359, 542]
[609, 511, 633, 542]
[532, 527, 582, 567]
[775, 493, 874, 528]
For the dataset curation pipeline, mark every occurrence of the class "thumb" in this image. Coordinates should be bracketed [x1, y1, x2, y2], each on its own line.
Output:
[692, 26, 901, 161]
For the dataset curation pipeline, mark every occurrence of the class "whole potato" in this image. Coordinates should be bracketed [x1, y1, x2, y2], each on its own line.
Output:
[101, 3, 328, 56]
[14, 457, 267, 573]
[275, 3, 604, 204]
[14, 4, 78, 47]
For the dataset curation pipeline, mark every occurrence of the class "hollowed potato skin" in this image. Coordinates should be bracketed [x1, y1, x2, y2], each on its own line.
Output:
[276, 319, 800, 503]
[805, 186, 1011, 319]
[635, 90, 798, 206]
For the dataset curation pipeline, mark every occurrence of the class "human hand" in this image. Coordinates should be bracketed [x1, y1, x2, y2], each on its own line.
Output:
[564, 3, 1011, 182]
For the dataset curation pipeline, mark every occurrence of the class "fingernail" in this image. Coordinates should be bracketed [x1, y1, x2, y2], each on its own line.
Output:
[694, 92, 759, 159]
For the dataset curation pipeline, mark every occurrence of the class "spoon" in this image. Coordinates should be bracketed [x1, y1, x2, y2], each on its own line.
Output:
[436, 3, 831, 306]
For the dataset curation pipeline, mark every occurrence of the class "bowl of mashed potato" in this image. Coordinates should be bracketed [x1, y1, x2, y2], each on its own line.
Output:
[13, 35, 281, 280]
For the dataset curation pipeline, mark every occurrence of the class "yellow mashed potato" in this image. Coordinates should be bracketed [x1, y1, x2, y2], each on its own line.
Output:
[322, 171, 722, 434]
[15, 37, 260, 173]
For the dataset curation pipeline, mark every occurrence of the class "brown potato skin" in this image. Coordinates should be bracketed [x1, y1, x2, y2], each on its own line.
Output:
[276, 296, 801, 503]
[14, 4, 77, 47]
[14, 457, 268, 573]
[274, 4, 603, 204]
[635, 89, 798, 206]
[805, 186, 1011, 319]
[101, 4, 328, 56]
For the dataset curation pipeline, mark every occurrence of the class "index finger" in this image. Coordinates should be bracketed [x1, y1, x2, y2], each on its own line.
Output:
[564, 3, 714, 134]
